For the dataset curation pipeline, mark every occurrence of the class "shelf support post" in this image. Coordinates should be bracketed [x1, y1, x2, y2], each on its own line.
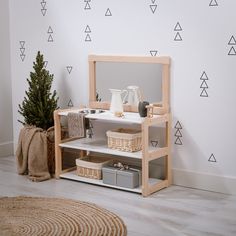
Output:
[165, 114, 172, 186]
[54, 110, 62, 179]
[142, 119, 149, 197]
[89, 59, 96, 107]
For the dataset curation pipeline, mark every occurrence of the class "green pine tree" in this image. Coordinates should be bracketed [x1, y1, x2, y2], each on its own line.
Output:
[18, 51, 59, 130]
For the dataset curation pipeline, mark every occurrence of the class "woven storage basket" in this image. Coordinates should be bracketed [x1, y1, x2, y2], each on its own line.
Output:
[76, 156, 112, 180]
[106, 128, 142, 152]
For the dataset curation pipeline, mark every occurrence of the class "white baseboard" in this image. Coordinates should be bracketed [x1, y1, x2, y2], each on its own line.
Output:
[0, 141, 14, 157]
[173, 168, 236, 195]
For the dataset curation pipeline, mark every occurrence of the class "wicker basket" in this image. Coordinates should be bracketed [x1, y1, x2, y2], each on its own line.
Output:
[106, 128, 142, 152]
[76, 156, 112, 180]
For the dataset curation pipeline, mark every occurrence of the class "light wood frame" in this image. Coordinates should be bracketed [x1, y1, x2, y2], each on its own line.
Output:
[88, 55, 170, 114]
[141, 113, 172, 196]
[89, 54, 172, 196]
[54, 54, 172, 197]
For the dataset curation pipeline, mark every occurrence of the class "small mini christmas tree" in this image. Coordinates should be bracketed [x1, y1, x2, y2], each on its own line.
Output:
[18, 51, 59, 130]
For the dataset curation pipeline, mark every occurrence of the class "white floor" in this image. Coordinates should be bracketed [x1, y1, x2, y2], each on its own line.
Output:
[1, 156, 236, 236]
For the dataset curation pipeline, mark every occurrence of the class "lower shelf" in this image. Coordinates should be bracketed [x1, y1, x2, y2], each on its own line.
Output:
[60, 171, 162, 194]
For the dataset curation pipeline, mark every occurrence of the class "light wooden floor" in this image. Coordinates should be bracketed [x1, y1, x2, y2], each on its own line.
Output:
[1, 156, 236, 236]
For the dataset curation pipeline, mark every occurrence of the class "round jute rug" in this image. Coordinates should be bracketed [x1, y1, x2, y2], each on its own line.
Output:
[0, 196, 127, 236]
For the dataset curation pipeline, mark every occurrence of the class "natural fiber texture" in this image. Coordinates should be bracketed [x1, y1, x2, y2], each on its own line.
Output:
[47, 127, 69, 174]
[46, 126, 56, 174]
[16, 126, 50, 181]
[68, 112, 86, 138]
[76, 156, 113, 180]
[0, 196, 127, 236]
[107, 128, 142, 152]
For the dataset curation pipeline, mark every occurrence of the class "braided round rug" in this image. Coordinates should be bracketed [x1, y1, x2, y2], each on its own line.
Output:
[0, 196, 127, 236]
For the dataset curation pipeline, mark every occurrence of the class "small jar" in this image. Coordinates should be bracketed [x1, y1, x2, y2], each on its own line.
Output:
[138, 101, 149, 117]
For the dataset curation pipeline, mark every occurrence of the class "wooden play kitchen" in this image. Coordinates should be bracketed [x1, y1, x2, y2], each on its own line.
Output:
[54, 55, 171, 197]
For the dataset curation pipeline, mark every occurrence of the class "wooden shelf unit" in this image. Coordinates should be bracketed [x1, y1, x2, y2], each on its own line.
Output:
[54, 55, 172, 197]
[54, 110, 171, 197]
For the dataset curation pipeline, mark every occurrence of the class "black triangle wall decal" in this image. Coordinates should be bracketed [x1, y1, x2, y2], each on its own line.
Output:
[48, 34, 53, 42]
[48, 26, 53, 33]
[66, 66, 73, 74]
[200, 89, 208, 97]
[200, 71, 209, 80]
[85, 25, 91, 33]
[175, 121, 182, 129]
[208, 153, 216, 162]
[228, 46, 236, 55]
[228, 36, 236, 45]
[150, 5, 157, 14]
[150, 50, 158, 56]
[19, 41, 25, 48]
[174, 22, 182, 31]
[174, 32, 182, 41]
[209, 0, 218, 6]
[105, 8, 112, 16]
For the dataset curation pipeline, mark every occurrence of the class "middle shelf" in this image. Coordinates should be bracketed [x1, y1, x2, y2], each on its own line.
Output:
[59, 137, 168, 160]
[59, 138, 142, 159]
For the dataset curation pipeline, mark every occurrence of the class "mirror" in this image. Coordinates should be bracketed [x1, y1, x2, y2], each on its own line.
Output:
[88, 55, 170, 114]
[96, 62, 162, 103]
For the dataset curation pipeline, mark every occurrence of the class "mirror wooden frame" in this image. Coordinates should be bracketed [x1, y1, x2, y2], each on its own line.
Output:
[88, 54, 171, 115]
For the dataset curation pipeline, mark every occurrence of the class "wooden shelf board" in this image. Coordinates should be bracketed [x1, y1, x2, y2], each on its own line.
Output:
[60, 138, 166, 160]
[58, 109, 82, 116]
[60, 171, 162, 194]
[59, 138, 164, 159]
[86, 111, 144, 124]
[58, 110, 162, 125]
[59, 138, 142, 159]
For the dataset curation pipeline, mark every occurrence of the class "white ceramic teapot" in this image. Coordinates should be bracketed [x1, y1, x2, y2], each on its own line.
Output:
[124, 85, 142, 106]
[109, 89, 127, 113]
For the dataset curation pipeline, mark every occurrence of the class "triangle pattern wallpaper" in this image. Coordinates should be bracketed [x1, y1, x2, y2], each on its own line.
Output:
[9, 0, 236, 193]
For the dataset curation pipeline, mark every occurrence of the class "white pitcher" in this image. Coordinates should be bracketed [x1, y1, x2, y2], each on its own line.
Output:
[124, 85, 142, 106]
[109, 89, 127, 113]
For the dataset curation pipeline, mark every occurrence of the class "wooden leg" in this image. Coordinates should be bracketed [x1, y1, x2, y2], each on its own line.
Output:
[166, 114, 172, 186]
[142, 120, 149, 197]
[54, 110, 62, 179]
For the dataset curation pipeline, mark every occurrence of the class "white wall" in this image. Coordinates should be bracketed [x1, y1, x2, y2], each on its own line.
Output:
[9, 0, 236, 194]
[0, 0, 13, 157]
